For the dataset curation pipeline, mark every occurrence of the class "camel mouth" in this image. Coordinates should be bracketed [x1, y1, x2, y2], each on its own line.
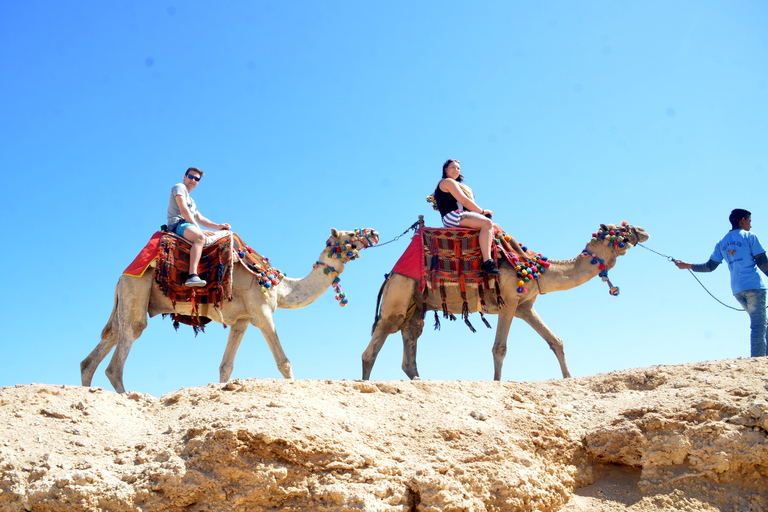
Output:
[356, 229, 379, 249]
[628, 225, 650, 245]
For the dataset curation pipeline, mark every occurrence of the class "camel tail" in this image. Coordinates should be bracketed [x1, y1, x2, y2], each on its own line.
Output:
[370, 274, 390, 335]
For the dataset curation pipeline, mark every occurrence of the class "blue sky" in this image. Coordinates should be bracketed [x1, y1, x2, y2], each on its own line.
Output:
[1, 1, 767, 397]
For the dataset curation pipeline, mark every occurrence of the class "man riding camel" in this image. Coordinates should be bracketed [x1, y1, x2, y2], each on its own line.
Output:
[166, 167, 231, 287]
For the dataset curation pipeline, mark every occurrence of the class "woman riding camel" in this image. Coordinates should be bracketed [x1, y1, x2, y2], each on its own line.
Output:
[433, 159, 526, 275]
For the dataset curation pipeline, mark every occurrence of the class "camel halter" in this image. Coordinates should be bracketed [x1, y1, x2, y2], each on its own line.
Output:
[315, 228, 379, 307]
[585, 222, 638, 296]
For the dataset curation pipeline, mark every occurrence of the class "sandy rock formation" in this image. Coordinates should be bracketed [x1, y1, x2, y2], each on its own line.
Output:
[2, 358, 768, 511]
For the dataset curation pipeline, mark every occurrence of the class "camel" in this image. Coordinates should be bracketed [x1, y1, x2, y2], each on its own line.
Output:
[362, 222, 649, 381]
[82, 228, 377, 393]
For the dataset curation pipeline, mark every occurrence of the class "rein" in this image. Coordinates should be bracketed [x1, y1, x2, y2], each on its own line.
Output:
[636, 242, 745, 312]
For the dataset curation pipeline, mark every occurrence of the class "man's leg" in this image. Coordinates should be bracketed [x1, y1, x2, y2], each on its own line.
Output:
[181, 224, 207, 287]
[734, 289, 767, 357]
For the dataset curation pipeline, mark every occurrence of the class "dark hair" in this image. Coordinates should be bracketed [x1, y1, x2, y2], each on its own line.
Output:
[729, 208, 751, 229]
[441, 159, 464, 182]
[186, 167, 205, 177]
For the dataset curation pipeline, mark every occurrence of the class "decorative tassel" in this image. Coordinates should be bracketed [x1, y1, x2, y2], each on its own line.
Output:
[460, 288, 469, 316]
[449, 314, 457, 321]
[433, 311, 441, 330]
[464, 317, 477, 333]
[478, 285, 489, 313]
[480, 313, 492, 329]
[430, 254, 439, 271]
[440, 284, 449, 318]
[495, 280, 506, 308]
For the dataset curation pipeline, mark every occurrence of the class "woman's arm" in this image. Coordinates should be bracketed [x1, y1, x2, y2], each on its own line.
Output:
[439, 179, 487, 215]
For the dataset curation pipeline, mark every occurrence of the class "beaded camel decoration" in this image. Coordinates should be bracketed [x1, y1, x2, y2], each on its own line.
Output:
[362, 222, 649, 381]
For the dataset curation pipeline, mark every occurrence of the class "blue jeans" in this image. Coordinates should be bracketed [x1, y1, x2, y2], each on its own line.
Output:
[734, 289, 768, 357]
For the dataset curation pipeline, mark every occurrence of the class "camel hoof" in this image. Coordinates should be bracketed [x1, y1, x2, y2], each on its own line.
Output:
[278, 362, 294, 379]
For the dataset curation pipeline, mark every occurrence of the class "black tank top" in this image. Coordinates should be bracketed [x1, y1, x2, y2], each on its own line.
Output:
[434, 185, 460, 218]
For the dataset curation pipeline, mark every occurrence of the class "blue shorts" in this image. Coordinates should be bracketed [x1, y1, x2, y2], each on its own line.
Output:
[175, 222, 194, 237]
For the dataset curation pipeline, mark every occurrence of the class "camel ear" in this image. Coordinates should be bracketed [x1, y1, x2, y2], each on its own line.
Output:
[600, 224, 608, 232]
[330, 228, 339, 238]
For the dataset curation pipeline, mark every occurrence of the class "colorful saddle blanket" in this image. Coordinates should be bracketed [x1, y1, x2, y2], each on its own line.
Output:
[123, 230, 279, 332]
[154, 231, 234, 311]
[391, 227, 515, 288]
[390, 227, 514, 332]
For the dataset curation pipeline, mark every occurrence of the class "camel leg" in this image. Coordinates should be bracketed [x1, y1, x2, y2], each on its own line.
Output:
[104, 308, 148, 394]
[251, 308, 293, 379]
[515, 305, 571, 378]
[492, 308, 516, 381]
[400, 299, 425, 380]
[362, 275, 417, 380]
[81, 284, 120, 386]
[103, 276, 151, 393]
[219, 318, 249, 382]
[81, 310, 119, 387]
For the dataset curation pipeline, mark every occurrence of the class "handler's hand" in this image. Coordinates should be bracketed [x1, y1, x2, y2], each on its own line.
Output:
[674, 260, 691, 270]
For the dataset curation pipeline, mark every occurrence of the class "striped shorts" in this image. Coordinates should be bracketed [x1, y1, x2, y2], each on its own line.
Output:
[442, 210, 466, 228]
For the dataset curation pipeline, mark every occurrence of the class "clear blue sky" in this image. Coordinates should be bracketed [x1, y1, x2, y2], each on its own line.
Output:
[1, 1, 767, 397]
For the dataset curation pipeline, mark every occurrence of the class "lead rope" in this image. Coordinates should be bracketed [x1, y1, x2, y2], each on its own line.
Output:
[636, 243, 744, 312]
[367, 219, 422, 249]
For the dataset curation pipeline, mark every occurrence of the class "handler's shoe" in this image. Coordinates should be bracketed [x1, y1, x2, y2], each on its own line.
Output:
[184, 275, 207, 287]
[482, 259, 501, 276]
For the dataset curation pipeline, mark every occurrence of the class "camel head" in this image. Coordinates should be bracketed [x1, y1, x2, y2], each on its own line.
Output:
[326, 228, 379, 263]
[586, 222, 650, 262]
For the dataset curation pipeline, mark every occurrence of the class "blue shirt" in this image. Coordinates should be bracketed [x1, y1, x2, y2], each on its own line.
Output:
[709, 229, 767, 294]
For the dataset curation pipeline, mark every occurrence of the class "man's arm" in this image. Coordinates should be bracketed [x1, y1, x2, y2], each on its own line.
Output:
[675, 259, 720, 272]
[196, 212, 230, 231]
[175, 195, 197, 224]
[755, 253, 768, 275]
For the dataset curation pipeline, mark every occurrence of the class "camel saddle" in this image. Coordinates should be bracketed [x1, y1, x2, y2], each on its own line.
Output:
[123, 230, 277, 332]
[390, 227, 523, 332]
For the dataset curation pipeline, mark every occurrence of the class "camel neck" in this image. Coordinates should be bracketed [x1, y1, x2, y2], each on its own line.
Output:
[537, 245, 618, 294]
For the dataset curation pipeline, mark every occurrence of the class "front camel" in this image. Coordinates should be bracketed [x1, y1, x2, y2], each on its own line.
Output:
[81, 228, 377, 393]
[362, 223, 649, 381]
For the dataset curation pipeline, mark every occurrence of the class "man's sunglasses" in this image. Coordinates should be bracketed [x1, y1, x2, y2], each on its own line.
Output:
[186, 174, 201, 182]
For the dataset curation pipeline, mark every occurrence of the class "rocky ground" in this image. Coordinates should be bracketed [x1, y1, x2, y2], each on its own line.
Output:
[2, 357, 768, 512]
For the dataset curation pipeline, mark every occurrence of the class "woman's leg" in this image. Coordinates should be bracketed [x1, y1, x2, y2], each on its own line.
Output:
[459, 212, 494, 261]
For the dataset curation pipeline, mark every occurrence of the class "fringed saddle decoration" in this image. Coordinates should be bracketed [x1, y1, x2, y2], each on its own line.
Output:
[231, 233, 285, 297]
[512, 250, 551, 294]
[154, 231, 234, 331]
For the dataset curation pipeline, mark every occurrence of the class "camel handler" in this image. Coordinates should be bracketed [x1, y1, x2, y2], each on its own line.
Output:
[674, 208, 768, 357]
[166, 167, 231, 288]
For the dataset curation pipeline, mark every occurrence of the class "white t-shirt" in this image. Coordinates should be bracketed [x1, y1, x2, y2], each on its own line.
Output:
[166, 183, 199, 226]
